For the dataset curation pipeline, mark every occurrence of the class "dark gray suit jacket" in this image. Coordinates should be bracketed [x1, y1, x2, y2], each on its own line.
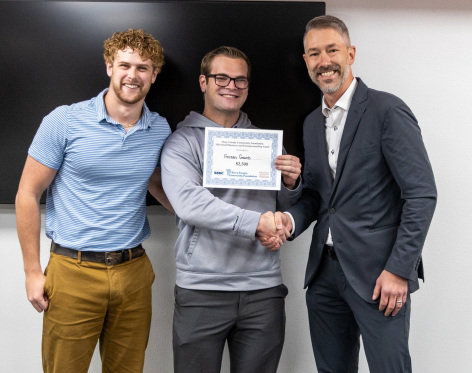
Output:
[288, 78, 437, 302]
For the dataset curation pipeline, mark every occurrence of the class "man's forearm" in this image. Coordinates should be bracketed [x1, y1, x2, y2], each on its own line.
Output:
[16, 192, 43, 274]
[16, 156, 56, 312]
[148, 184, 175, 213]
[286, 188, 320, 238]
[148, 167, 175, 213]
[384, 196, 436, 281]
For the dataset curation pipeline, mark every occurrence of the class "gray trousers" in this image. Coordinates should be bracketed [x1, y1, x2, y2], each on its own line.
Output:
[306, 249, 412, 373]
[173, 284, 288, 373]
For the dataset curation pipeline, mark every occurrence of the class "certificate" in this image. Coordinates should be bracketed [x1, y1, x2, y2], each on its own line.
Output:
[203, 127, 283, 190]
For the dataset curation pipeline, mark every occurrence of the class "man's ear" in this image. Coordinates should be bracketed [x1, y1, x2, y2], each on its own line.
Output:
[106, 60, 113, 78]
[151, 69, 158, 84]
[199, 75, 207, 93]
[348, 45, 356, 66]
[302, 53, 309, 69]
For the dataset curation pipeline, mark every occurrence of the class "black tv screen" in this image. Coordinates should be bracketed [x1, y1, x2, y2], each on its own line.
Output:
[0, 0, 324, 204]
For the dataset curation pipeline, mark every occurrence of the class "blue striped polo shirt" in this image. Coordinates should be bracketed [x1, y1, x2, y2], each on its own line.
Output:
[29, 89, 171, 251]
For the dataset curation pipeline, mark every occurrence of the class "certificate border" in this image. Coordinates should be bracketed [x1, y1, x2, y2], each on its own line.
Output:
[203, 128, 282, 190]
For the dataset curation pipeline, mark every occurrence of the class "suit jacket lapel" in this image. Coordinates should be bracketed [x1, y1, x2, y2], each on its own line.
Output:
[331, 79, 368, 196]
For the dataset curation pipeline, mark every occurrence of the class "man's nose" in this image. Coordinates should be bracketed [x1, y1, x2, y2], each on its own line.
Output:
[128, 67, 138, 78]
[226, 78, 237, 89]
[319, 51, 331, 66]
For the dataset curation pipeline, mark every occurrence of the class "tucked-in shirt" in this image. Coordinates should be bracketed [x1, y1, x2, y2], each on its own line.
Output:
[29, 89, 171, 251]
[322, 78, 358, 246]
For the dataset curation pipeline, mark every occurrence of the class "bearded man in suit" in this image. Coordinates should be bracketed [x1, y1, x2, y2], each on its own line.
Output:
[269, 15, 437, 373]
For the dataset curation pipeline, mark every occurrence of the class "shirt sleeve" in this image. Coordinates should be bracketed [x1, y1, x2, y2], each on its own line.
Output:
[28, 106, 69, 170]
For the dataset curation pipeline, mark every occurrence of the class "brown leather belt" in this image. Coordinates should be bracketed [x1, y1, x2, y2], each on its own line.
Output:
[51, 242, 145, 266]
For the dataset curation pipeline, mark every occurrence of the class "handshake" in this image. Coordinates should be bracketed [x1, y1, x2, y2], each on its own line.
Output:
[256, 211, 293, 251]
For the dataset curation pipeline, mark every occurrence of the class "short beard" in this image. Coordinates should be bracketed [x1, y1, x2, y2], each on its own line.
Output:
[310, 64, 350, 94]
[112, 80, 147, 105]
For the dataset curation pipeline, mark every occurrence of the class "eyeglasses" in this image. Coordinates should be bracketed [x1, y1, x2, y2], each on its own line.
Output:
[206, 74, 249, 89]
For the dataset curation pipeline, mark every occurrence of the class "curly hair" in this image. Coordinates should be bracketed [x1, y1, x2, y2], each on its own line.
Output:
[103, 29, 164, 73]
[201, 46, 251, 80]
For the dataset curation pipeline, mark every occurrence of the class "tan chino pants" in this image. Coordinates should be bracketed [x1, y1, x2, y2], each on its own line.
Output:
[42, 251, 155, 373]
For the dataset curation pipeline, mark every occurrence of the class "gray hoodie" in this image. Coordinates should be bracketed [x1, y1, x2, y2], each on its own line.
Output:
[161, 111, 301, 291]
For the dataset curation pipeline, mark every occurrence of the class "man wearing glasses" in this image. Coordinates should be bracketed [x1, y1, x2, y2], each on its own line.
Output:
[160, 46, 302, 373]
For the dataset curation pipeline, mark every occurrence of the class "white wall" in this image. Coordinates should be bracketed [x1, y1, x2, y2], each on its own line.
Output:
[2, 0, 471, 371]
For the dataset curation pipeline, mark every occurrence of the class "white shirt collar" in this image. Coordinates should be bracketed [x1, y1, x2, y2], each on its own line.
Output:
[322, 78, 358, 118]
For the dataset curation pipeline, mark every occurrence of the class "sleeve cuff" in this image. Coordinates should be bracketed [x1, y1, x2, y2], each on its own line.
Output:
[237, 209, 262, 240]
[283, 212, 296, 237]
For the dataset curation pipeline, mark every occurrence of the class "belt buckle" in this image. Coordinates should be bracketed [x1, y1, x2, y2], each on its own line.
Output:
[105, 251, 122, 266]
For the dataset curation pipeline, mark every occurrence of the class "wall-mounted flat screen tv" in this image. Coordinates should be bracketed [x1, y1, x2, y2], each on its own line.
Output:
[0, 1, 325, 203]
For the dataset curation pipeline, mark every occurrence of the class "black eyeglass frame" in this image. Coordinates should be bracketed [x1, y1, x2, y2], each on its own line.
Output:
[205, 74, 249, 89]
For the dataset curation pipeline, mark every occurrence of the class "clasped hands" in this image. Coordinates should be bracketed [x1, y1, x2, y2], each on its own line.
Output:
[257, 212, 409, 317]
[256, 211, 293, 251]
[255, 154, 301, 250]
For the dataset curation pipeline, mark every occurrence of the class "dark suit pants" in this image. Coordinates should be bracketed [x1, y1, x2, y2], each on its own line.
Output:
[306, 250, 412, 373]
[172, 284, 288, 373]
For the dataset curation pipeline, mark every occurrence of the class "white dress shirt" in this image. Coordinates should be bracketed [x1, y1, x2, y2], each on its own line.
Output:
[323, 78, 358, 245]
[285, 78, 358, 242]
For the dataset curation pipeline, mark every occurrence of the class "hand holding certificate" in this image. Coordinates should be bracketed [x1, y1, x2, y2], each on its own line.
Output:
[203, 127, 283, 190]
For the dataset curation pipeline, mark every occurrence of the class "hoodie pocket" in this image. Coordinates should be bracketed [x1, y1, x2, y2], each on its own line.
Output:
[186, 227, 200, 258]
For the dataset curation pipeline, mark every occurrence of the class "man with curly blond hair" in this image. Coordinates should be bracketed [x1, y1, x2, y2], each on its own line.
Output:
[16, 29, 171, 372]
